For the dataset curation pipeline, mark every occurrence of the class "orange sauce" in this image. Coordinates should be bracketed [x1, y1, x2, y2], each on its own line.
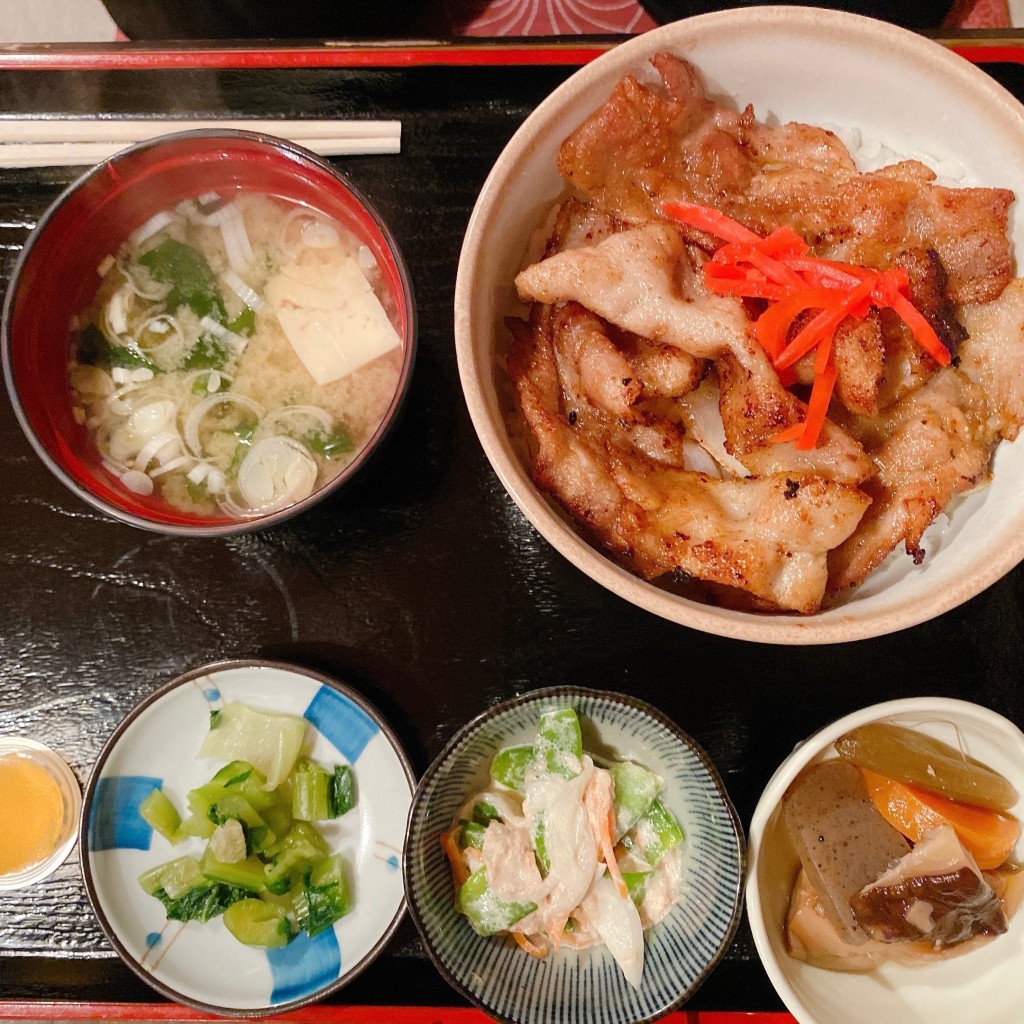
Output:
[0, 753, 63, 875]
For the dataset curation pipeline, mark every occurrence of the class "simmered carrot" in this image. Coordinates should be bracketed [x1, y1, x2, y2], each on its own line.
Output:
[860, 767, 1020, 871]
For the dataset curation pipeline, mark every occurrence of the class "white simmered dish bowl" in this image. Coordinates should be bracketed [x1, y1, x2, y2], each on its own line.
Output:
[403, 686, 745, 1024]
[80, 659, 415, 1017]
[746, 697, 1024, 1024]
[454, 6, 1024, 644]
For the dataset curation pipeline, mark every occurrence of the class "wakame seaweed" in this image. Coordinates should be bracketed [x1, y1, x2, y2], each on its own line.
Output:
[138, 238, 227, 322]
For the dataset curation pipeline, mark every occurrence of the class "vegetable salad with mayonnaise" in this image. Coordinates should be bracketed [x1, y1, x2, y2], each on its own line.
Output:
[442, 707, 686, 989]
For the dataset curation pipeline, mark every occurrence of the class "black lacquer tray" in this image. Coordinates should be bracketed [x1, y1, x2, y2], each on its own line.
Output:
[1, 36, 1024, 1015]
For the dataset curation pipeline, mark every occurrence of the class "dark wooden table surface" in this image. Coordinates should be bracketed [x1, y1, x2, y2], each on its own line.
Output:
[1, 39, 1024, 1016]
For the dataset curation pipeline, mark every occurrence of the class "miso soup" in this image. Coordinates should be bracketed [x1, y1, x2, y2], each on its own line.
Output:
[68, 192, 403, 517]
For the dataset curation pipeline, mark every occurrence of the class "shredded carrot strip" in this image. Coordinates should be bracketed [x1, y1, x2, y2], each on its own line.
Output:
[746, 247, 806, 290]
[704, 264, 788, 301]
[782, 255, 870, 288]
[599, 809, 629, 900]
[513, 932, 548, 958]
[755, 288, 846, 362]
[813, 325, 834, 377]
[440, 830, 469, 888]
[771, 423, 805, 445]
[775, 276, 876, 371]
[758, 225, 809, 259]
[661, 199, 761, 245]
[663, 202, 953, 447]
[775, 306, 842, 370]
[796, 360, 838, 451]
[889, 291, 951, 366]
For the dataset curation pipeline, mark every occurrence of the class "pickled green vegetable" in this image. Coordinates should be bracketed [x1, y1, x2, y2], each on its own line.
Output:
[138, 855, 204, 899]
[138, 708, 358, 949]
[330, 765, 356, 817]
[139, 787, 182, 845]
[261, 801, 293, 842]
[188, 769, 276, 819]
[176, 811, 215, 840]
[207, 793, 276, 854]
[263, 823, 328, 895]
[296, 854, 352, 936]
[153, 881, 248, 923]
[292, 759, 332, 821]
[835, 723, 1019, 812]
[265, 820, 329, 861]
[198, 703, 308, 789]
[199, 849, 268, 892]
[223, 898, 292, 948]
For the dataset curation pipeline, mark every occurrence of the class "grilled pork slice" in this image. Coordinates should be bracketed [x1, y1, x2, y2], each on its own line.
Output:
[506, 313, 869, 613]
[557, 52, 1014, 304]
[850, 824, 1006, 948]
[828, 369, 998, 594]
[515, 222, 872, 486]
[515, 222, 750, 363]
[959, 277, 1024, 442]
[714, 349, 871, 486]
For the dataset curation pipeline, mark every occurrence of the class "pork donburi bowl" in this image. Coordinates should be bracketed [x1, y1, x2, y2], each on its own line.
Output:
[455, 7, 1024, 643]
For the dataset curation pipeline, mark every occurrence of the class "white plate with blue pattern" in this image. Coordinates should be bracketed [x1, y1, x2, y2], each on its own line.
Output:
[80, 658, 414, 1016]
[404, 686, 745, 1024]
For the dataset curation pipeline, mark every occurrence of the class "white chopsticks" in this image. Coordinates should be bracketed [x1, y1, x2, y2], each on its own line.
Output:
[0, 119, 402, 167]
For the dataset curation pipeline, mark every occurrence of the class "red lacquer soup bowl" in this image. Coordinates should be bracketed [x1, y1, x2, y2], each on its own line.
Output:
[3, 130, 416, 535]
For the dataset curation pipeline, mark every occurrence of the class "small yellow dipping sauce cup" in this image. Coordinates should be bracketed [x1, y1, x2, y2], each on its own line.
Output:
[0, 738, 81, 889]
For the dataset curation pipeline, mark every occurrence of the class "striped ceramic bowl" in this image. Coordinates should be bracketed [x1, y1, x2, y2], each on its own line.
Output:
[403, 686, 745, 1024]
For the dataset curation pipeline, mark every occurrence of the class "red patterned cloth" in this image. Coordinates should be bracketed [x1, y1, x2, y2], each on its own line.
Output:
[430, 0, 657, 36]
[946, 0, 1011, 25]
[427, 0, 1010, 35]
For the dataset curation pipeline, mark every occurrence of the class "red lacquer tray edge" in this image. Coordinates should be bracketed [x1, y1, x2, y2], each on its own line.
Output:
[0, 1003, 795, 1023]
[0, 33, 1018, 72]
